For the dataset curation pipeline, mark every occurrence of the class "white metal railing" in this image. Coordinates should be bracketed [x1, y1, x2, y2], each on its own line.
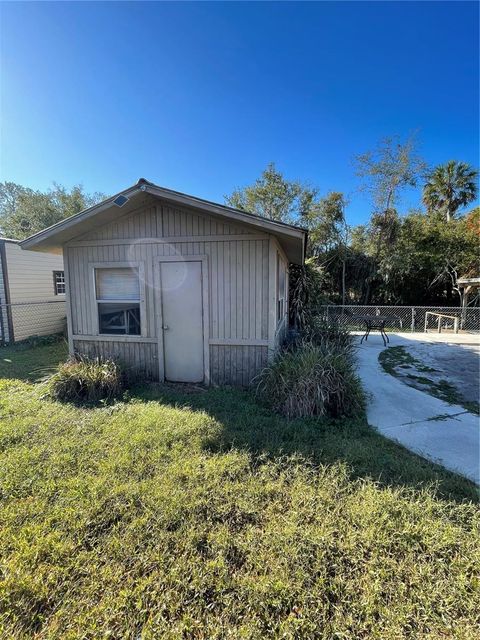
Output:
[424, 311, 460, 334]
[316, 305, 480, 333]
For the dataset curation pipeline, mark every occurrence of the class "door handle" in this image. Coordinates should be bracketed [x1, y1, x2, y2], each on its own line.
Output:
[162, 325, 170, 330]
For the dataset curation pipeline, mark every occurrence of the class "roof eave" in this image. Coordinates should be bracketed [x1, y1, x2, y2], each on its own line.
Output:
[141, 184, 307, 240]
[20, 183, 143, 251]
[19, 179, 307, 263]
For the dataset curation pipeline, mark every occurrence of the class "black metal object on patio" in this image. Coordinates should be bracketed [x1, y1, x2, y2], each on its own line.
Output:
[355, 314, 390, 347]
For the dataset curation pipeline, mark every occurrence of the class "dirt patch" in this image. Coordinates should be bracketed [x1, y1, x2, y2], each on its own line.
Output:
[145, 381, 209, 394]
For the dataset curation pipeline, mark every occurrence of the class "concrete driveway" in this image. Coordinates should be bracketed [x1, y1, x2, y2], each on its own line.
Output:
[356, 332, 480, 485]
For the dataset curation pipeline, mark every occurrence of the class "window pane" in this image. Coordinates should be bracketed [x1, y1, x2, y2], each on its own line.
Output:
[53, 271, 65, 295]
[278, 258, 286, 299]
[96, 268, 139, 300]
[98, 302, 141, 335]
[277, 299, 284, 321]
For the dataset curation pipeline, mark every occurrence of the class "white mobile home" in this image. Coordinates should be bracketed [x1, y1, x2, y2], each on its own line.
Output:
[21, 179, 307, 385]
[0, 238, 66, 343]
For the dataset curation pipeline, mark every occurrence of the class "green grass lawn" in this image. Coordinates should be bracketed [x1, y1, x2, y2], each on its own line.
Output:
[0, 343, 479, 638]
[0, 339, 68, 383]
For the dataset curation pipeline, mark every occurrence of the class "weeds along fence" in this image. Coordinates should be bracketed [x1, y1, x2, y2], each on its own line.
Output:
[316, 305, 480, 333]
[0, 300, 67, 345]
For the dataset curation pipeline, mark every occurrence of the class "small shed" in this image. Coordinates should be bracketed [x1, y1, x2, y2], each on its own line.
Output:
[21, 179, 307, 385]
[0, 237, 66, 344]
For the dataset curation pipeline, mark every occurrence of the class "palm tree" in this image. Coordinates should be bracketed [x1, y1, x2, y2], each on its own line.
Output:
[422, 161, 478, 222]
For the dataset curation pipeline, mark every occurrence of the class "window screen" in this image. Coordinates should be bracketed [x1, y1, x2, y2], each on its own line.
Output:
[95, 267, 141, 335]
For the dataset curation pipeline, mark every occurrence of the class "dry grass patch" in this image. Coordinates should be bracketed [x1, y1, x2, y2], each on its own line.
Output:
[46, 355, 125, 405]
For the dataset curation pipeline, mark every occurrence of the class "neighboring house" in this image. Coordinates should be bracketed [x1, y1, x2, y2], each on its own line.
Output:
[20, 179, 307, 385]
[0, 237, 66, 344]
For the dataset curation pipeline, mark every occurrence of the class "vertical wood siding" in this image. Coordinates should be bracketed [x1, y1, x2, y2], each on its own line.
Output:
[67, 198, 274, 385]
[73, 340, 158, 379]
[209, 345, 268, 386]
[74, 202, 252, 242]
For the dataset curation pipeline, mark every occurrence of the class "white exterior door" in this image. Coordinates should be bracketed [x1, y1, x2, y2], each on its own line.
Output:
[159, 260, 205, 383]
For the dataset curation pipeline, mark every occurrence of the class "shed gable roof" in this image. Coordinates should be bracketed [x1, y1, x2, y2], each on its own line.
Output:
[20, 179, 307, 264]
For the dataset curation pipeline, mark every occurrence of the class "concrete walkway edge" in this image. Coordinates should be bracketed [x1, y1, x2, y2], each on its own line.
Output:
[356, 333, 480, 485]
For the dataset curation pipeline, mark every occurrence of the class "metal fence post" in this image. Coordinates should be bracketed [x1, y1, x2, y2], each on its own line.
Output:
[410, 307, 415, 332]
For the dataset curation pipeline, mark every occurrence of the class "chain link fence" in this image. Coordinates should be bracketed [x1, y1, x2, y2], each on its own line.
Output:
[316, 305, 480, 333]
[0, 300, 67, 345]
[1, 301, 478, 346]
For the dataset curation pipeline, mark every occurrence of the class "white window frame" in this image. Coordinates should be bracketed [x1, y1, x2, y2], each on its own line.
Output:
[89, 262, 146, 338]
[53, 270, 66, 295]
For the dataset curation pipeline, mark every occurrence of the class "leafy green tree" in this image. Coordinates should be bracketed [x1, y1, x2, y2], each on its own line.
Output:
[0, 182, 35, 223]
[289, 258, 327, 329]
[225, 162, 318, 224]
[387, 212, 478, 305]
[344, 204, 478, 306]
[306, 192, 350, 304]
[226, 164, 352, 312]
[422, 161, 478, 222]
[0, 182, 105, 239]
[305, 192, 347, 254]
[356, 134, 426, 213]
[465, 206, 479, 239]
[355, 135, 426, 302]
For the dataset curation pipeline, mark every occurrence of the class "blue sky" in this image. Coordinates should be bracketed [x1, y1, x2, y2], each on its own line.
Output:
[1, 1, 478, 225]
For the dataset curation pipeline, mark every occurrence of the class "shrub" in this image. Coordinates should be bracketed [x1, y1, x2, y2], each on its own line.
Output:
[255, 340, 364, 419]
[305, 317, 356, 358]
[288, 259, 327, 330]
[46, 355, 124, 404]
[12, 332, 66, 351]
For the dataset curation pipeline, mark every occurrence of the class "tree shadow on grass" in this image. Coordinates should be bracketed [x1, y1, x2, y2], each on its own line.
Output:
[133, 383, 479, 504]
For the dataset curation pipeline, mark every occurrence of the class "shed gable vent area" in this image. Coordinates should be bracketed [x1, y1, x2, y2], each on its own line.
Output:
[113, 195, 129, 207]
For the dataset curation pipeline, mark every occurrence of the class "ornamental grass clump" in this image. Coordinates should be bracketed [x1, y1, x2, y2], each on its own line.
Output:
[256, 321, 364, 419]
[306, 317, 356, 358]
[256, 342, 364, 419]
[47, 355, 124, 404]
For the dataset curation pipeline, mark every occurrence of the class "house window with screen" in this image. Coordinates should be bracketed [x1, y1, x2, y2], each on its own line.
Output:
[53, 270, 65, 295]
[277, 255, 287, 323]
[95, 267, 141, 335]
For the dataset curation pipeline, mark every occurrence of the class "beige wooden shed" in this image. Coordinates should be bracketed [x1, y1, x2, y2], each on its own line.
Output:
[21, 179, 307, 385]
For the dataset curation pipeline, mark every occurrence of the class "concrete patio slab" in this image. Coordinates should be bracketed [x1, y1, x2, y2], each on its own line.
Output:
[356, 333, 480, 485]
[396, 339, 479, 403]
